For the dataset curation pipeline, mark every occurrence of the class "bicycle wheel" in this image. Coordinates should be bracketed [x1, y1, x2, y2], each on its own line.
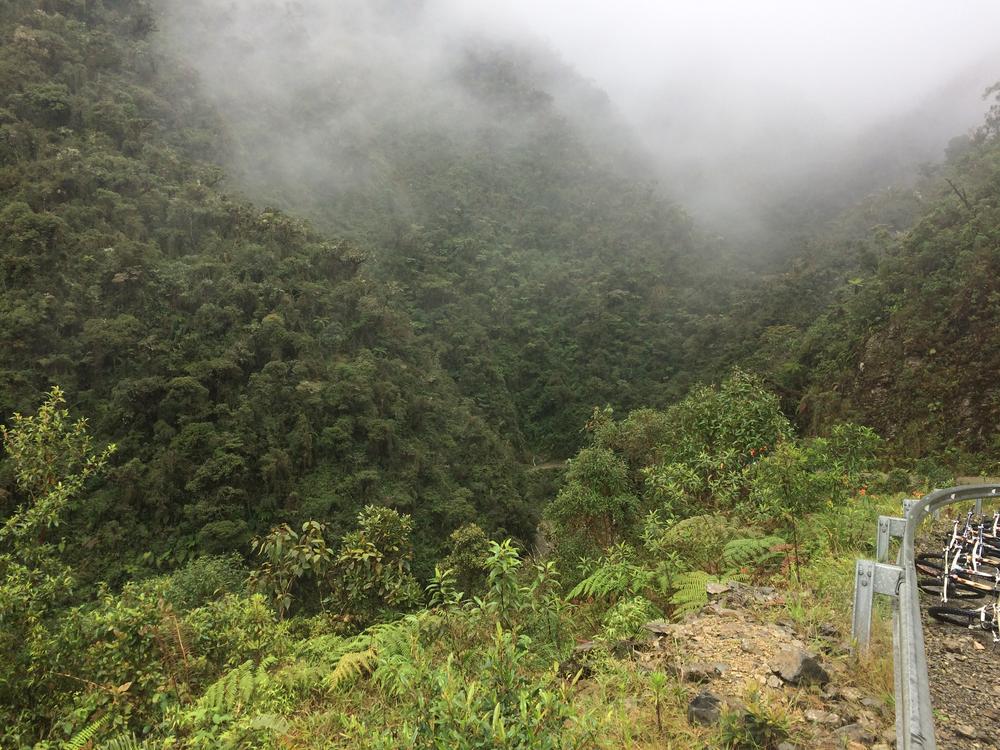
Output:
[949, 569, 999, 593]
[918, 578, 984, 600]
[915, 553, 945, 576]
[928, 606, 979, 627]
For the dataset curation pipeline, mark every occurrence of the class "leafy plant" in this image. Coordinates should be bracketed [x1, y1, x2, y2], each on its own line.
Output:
[568, 543, 653, 601]
[601, 595, 659, 642]
[248, 521, 333, 619]
[718, 691, 791, 750]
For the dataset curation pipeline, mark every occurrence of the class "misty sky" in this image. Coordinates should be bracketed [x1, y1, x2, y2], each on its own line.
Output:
[450, 0, 1000, 130]
[440, 1, 1000, 226]
[163, 0, 1000, 239]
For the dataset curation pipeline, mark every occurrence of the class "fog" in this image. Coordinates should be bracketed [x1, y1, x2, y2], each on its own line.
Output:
[160, 0, 1000, 245]
[452, 0, 1000, 238]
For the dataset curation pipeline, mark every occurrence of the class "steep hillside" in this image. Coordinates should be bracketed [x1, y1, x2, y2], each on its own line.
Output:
[157, 0, 739, 455]
[0, 0, 532, 580]
[749, 90, 1000, 461]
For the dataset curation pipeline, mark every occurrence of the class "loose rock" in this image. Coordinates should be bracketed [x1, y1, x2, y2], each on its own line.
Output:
[805, 709, 840, 724]
[834, 723, 877, 744]
[687, 690, 723, 725]
[770, 647, 830, 686]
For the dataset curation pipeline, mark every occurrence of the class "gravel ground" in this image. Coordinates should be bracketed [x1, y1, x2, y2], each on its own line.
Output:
[917, 520, 1000, 750]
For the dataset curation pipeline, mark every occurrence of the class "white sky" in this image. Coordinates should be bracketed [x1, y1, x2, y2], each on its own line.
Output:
[446, 0, 1000, 130]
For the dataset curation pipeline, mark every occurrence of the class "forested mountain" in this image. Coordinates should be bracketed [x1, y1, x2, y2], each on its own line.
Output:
[786, 96, 1000, 459]
[157, 0, 743, 455]
[0, 0, 533, 582]
[3, 0, 1000, 746]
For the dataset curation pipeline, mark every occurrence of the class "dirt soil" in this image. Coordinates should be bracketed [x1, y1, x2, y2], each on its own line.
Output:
[633, 584, 896, 749]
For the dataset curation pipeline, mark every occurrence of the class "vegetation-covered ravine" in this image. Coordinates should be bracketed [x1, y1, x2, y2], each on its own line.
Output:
[2, 1, 1000, 748]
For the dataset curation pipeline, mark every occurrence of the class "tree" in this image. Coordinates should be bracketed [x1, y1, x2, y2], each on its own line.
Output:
[747, 440, 840, 580]
[0, 386, 115, 726]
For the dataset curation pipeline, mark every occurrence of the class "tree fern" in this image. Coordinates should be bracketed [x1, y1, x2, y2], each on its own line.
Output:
[669, 570, 750, 618]
[722, 536, 786, 569]
[568, 549, 652, 600]
[320, 614, 427, 695]
[64, 715, 109, 750]
[369, 614, 428, 697]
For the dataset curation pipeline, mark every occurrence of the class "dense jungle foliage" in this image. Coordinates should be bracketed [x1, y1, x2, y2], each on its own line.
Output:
[2, 0, 1000, 747]
[0, 0, 537, 586]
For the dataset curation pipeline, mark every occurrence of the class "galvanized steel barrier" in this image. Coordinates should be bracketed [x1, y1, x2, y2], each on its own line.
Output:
[852, 484, 1000, 750]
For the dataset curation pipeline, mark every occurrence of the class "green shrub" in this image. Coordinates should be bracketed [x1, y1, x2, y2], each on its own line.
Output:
[185, 593, 286, 670]
[161, 555, 247, 610]
[718, 692, 790, 749]
[439, 523, 490, 597]
[601, 595, 659, 642]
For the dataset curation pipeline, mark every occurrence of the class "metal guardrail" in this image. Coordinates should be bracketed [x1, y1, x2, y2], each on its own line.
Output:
[852, 484, 1000, 750]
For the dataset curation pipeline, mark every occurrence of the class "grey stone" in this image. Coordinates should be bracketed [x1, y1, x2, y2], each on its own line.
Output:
[942, 636, 967, 654]
[818, 622, 840, 638]
[840, 686, 861, 702]
[805, 708, 840, 724]
[610, 639, 639, 659]
[770, 647, 830, 686]
[682, 662, 721, 683]
[644, 620, 674, 636]
[687, 690, 723, 725]
[955, 724, 978, 740]
[834, 723, 878, 744]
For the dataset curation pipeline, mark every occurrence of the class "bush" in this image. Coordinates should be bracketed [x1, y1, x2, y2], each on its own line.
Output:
[439, 523, 490, 596]
[601, 595, 659, 642]
[161, 554, 247, 610]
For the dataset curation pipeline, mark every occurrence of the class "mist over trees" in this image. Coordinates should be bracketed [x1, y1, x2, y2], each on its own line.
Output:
[3, 0, 1000, 745]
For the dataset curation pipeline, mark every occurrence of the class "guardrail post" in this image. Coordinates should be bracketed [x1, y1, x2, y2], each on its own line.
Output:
[853, 560, 875, 646]
[975, 497, 983, 515]
[853, 560, 902, 648]
[876, 516, 906, 562]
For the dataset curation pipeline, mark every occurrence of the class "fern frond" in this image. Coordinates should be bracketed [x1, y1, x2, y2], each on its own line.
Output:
[249, 713, 290, 733]
[722, 536, 786, 569]
[325, 647, 376, 691]
[198, 657, 277, 716]
[64, 715, 109, 750]
[668, 571, 715, 619]
[568, 559, 652, 600]
[97, 734, 146, 750]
